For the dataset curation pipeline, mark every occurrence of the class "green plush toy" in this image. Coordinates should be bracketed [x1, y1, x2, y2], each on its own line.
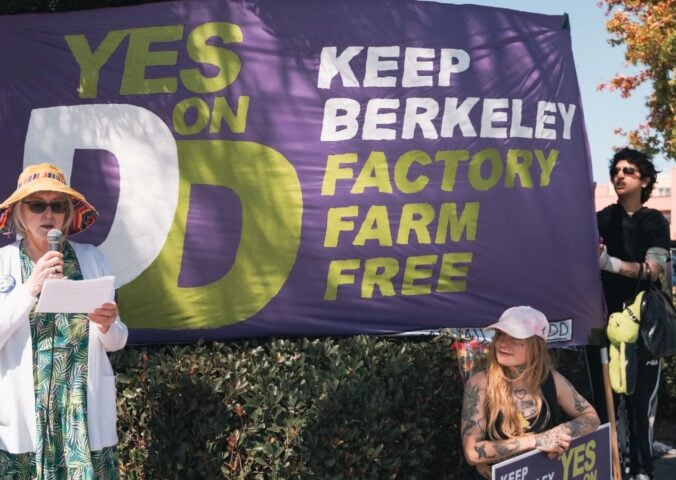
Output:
[606, 291, 643, 394]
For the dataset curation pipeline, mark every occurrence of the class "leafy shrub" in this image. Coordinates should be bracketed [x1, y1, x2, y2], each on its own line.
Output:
[111, 336, 465, 479]
[659, 355, 676, 419]
[110, 338, 676, 479]
[0, 0, 165, 14]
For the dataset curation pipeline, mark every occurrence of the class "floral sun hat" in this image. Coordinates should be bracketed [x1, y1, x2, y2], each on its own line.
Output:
[0, 163, 98, 235]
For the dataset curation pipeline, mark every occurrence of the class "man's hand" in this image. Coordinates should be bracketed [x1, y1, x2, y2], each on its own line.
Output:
[599, 244, 621, 273]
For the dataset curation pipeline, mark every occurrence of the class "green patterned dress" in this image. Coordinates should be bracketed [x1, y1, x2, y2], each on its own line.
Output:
[0, 241, 118, 480]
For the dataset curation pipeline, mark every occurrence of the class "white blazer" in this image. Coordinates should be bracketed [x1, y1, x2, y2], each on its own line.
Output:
[0, 241, 128, 453]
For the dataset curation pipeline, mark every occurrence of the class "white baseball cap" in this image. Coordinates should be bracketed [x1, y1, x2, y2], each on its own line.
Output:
[486, 306, 549, 340]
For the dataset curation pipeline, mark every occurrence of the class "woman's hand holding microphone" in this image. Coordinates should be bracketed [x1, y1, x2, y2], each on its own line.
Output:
[25, 250, 64, 297]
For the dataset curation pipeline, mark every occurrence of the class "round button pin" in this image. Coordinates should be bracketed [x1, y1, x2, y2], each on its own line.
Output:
[0, 274, 17, 293]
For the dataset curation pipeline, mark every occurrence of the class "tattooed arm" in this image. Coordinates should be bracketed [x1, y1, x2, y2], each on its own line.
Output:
[551, 370, 601, 438]
[461, 373, 539, 466]
[461, 372, 583, 466]
[526, 371, 600, 460]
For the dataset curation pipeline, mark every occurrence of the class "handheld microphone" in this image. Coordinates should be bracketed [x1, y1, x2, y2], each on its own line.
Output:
[47, 228, 62, 252]
[42, 227, 63, 480]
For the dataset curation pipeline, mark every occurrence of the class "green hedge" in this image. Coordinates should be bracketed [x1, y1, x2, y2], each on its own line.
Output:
[0, 0, 164, 14]
[110, 337, 676, 479]
[659, 355, 676, 419]
[111, 336, 465, 479]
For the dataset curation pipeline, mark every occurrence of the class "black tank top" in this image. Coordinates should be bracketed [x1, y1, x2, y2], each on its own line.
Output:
[465, 372, 561, 479]
[490, 371, 560, 439]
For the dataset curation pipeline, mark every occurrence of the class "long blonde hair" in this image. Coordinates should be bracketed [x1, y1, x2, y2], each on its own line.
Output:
[484, 333, 551, 439]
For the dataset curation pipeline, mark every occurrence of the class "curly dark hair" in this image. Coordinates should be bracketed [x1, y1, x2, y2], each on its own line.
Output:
[609, 147, 659, 203]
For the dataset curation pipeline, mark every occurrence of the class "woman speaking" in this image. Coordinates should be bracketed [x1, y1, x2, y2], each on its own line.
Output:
[0, 163, 128, 479]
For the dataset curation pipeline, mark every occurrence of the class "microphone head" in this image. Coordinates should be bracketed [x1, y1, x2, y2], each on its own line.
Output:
[47, 228, 63, 251]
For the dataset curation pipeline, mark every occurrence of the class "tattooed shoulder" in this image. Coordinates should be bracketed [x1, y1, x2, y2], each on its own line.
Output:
[462, 374, 488, 441]
[462, 381, 483, 421]
[553, 370, 589, 413]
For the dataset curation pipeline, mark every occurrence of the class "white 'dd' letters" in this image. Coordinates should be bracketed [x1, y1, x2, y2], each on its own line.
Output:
[23, 104, 179, 287]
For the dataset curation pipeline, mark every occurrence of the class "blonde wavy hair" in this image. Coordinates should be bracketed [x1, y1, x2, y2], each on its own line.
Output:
[484, 332, 551, 439]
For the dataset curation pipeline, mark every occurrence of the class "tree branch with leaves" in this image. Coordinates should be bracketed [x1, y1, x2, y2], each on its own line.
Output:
[597, 0, 675, 159]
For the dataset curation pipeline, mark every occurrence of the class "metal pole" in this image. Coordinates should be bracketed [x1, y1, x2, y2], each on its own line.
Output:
[600, 346, 622, 480]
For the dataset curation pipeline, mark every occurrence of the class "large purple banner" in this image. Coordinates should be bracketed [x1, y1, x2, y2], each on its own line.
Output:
[0, 0, 604, 344]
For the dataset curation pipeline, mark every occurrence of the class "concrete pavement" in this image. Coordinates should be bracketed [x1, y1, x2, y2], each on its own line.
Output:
[654, 447, 676, 480]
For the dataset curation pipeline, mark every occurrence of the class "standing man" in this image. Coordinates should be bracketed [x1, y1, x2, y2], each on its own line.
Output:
[597, 147, 670, 480]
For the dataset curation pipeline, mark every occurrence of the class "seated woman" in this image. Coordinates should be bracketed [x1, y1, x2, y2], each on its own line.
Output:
[461, 306, 600, 479]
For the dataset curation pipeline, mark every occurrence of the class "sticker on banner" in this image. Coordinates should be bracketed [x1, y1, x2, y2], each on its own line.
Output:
[0, 274, 17, 293]
[448, 319, 573, 343]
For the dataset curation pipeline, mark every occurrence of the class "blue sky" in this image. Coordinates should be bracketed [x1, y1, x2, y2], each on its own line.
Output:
[431, 0, 670, 181]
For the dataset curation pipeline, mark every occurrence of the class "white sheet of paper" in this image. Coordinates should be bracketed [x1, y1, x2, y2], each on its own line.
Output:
[35, 275, 115, 313]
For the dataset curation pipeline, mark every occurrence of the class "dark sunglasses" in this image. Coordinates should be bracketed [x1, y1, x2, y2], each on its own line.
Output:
[22, 200, 68, 214]
[612, 166, 640, 177]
